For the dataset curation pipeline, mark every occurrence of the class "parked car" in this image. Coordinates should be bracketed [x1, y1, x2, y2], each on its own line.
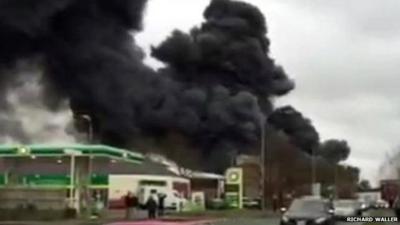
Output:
[374, 199, 389, 209]
[280, 197, 335, 225]
[243, 197, 261, 209]
[333, 199, 362, 219]
[357, 199, 369, 211]
[357, 192, 380, 210]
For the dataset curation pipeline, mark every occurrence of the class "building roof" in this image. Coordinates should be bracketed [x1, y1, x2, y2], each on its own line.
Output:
[188, 171, 225, 180]
[94, 158, 179, 177]
[236, 154, 260, 165]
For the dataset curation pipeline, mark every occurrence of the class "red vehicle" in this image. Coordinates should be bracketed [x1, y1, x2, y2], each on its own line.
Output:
[380, 179, 400, 208]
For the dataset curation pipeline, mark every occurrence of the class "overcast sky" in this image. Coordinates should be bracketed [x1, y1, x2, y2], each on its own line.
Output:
[136, 0, 400, 184]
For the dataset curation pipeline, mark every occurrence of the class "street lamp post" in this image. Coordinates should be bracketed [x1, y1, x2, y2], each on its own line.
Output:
[80, 115, 93, 142]
[78, 114, 93, 217]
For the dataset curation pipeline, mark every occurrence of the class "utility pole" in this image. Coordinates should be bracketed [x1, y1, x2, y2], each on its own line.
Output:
[311, 147, 317, 194]
[260, 117, 266, 210]
[334, 165, 338, 198]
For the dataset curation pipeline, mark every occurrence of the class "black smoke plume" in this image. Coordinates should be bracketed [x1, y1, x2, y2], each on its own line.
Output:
[318, 139, 351, 164]
[268, 106, 320, 154]
[151, 0, 294, 170]
[0, 0, 294, 172]
[152, 0, 294, 98]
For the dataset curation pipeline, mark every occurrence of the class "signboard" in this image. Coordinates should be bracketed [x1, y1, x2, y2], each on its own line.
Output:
[0, 174, 6, 186]
[312, 183, 321, 196]
[25, 175, 71, 186]
[12, 174, 108, 188]
[191, 192, 206, 211]
[225, 168, 243, 209]
[64, 149, 82, 156]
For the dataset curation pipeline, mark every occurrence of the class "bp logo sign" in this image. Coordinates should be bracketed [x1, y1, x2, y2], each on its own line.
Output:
[225, 168, 243, 209]
[228, 171, 240, 183]
[226, 168, 242, 184]
[17, 146, 31, 155]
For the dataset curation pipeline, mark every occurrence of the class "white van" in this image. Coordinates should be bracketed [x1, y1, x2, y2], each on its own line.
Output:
[138, 186, 187, 210]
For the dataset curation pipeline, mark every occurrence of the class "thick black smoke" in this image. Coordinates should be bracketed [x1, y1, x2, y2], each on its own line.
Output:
[268, 106, 320, 154]
[318, 139, 351, 164]
[151, 0, 294, 170]
[0, 0, 294, 172]
[152, 0, 294, 99]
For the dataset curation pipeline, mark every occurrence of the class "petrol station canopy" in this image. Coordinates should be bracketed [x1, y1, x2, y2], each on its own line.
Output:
[0, 144, 144, 164]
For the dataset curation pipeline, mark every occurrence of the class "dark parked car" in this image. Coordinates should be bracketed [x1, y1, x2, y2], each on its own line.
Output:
[243, 197, 261, 209]
[280, 197, 335, 225]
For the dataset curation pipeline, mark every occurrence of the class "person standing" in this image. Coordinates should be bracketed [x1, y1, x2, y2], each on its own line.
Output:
[158, 193, 167, 217]
[272, 194, 278, 212]
[125, 191, 136, 220]
[93, 191, 105, 218]
[393, 195, 400, 218]
[146, 190, 158, 219]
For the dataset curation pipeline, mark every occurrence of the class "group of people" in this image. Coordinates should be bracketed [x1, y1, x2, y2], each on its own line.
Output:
[124, 190, 167, 220]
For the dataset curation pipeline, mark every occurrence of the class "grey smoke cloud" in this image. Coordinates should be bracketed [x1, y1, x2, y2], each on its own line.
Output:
[0, 63, 75, 144]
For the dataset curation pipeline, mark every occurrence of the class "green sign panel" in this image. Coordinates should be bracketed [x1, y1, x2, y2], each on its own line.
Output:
[0, 174, 6, 186]
[225, 188, 240, 208]
[225, 168, 243, 209]
[23, 175, 70, 186]
[91, 175, 108, 186]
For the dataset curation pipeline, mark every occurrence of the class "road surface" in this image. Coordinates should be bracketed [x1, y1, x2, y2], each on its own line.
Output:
[102, 209, 395, 225]
[214, 218, 365, 225]
[214, 209, 391, 225]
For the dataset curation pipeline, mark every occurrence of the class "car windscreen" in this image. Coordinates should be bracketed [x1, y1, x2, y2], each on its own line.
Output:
[289, 200, 327, 213]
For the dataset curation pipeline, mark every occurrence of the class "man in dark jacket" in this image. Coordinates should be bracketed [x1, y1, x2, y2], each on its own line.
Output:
[158, 193, 167, 217]
[146, 190, 158, 219]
